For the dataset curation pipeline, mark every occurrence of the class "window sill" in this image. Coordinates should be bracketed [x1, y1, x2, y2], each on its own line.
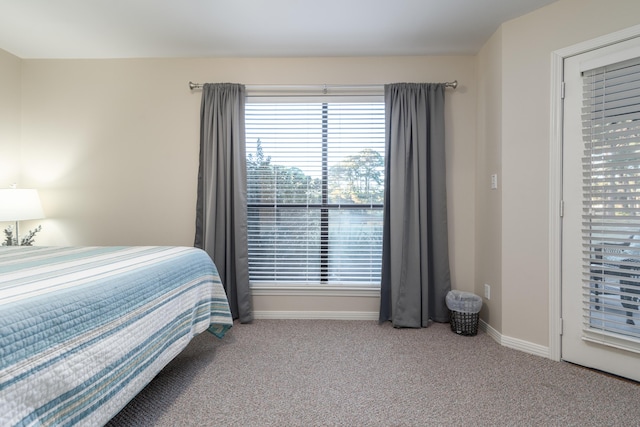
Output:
[250, 285, 380, 298]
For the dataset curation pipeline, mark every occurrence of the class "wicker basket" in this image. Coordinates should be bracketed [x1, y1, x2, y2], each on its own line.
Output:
[449, 310, 480, 336]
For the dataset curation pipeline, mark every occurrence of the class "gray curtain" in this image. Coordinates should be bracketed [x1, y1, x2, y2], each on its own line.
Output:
[195, 83, 252, 323]
[379, 83, 451, 328]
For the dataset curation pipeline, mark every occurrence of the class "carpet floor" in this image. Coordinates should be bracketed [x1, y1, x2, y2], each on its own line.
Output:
[107, 320, 640, 426]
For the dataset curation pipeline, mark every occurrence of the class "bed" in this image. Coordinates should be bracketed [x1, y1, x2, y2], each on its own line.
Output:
[0, 246, 233, 427]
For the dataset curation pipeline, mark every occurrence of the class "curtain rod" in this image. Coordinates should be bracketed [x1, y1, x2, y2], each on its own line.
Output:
[188, 81, 458, 91]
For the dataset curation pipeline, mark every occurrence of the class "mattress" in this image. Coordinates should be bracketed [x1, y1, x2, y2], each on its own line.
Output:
[0, 246, 233, 426]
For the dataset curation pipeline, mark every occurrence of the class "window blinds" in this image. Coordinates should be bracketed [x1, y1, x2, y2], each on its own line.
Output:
[245, 101, 385, 286]
[582, 56, 640, 348]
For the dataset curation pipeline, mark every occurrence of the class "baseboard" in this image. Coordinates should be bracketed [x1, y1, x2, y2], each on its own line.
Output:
[501, 335, 550, 359]
[479, 318, 502, 343]
[253, 310, 379, 321]
[251, 313, 550, 358]
[479, 319, 550, 359]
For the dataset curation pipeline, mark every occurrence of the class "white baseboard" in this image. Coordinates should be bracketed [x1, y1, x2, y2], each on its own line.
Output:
[251, 313, 550, 358]
[253, 310, 379, 321]
[479, 318, 502, 343]
[479, 319, 550, 359]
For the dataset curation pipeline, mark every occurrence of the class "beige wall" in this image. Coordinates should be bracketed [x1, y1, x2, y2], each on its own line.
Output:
[475, 27, 502, 333]
[476, 0, 640, 347]
[0, 49, 21, 187]
[13, 55, 477, 312]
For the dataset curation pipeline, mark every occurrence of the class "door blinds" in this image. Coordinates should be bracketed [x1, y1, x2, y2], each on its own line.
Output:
[582, 56, 640, 350]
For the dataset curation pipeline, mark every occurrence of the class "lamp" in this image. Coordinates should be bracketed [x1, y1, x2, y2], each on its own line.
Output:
[0, 186, 45, 246]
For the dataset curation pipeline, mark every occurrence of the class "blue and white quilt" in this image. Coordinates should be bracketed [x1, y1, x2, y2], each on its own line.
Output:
[0, 246, 233, 427]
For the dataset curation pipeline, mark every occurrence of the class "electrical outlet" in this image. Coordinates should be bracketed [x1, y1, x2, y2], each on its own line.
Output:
[484, 284, 491, 300]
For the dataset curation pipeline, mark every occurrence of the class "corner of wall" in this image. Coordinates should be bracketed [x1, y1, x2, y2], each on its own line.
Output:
[474, 25, 503, 335]
[0, 48, 23, 187]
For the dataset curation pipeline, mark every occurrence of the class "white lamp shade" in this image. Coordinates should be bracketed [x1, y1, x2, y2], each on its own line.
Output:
[0, 189, 45, 221]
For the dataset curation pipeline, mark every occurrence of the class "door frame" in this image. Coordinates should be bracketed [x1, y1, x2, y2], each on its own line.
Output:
[549, 24, 640, 362]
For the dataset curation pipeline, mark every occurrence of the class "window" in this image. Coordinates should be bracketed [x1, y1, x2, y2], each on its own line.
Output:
[583, 56, 640, 344]
[246, 100, 385, 286]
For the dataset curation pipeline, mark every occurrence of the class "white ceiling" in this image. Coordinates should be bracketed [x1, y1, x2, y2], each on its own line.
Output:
[0, 0, 558, 59]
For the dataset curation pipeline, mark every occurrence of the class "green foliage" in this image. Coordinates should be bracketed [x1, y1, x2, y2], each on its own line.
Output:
[247, 140, 384, 205]
[2, 225, 42, 246]
[246, 140, 384, 282]
[247, 139, 322, 204]
[329, 148, 384, 204]
[2, 227, 13, 246]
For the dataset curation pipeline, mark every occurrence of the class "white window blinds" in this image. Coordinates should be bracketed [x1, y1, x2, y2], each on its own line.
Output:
[582, 56, 640, 348]
[246, 101, 385, 286]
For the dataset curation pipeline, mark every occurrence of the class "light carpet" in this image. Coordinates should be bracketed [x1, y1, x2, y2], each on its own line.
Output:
[107, 319, 640, 426]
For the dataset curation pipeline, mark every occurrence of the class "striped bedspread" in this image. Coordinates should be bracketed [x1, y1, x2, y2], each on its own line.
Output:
[0, 246, 233, 427]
